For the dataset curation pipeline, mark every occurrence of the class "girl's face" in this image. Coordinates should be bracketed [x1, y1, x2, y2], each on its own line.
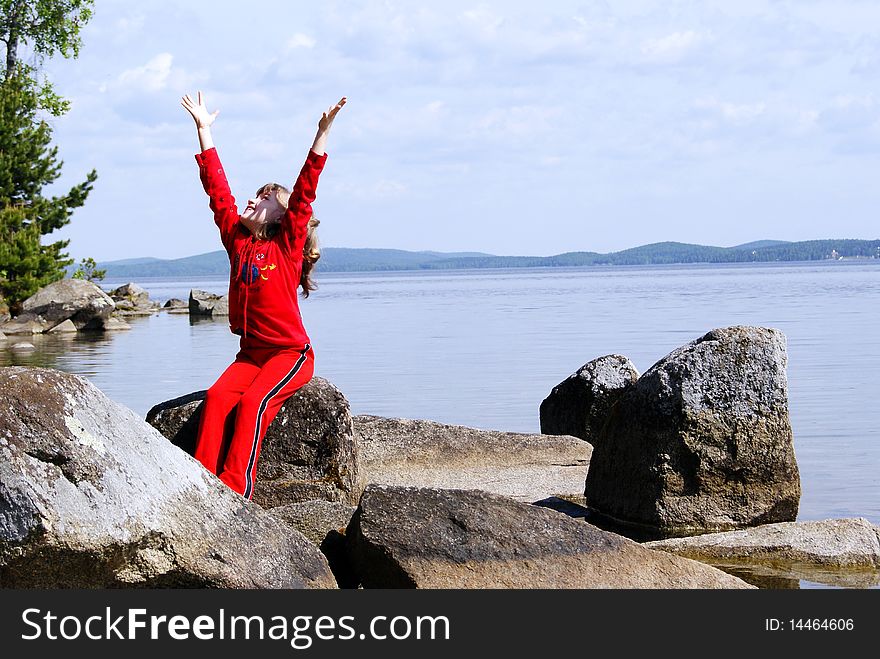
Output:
[240, 190, 284, 234]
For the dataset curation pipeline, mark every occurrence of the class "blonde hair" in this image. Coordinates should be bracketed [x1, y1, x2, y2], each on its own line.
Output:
[301, 216, 320, 298]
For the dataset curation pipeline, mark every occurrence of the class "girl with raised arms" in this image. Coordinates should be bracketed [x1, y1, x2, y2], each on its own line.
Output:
[181, 91, 346, 498]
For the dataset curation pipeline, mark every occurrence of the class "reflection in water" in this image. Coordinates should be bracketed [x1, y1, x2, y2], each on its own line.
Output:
[708, 561, 880, 590]
[534, 497, 880, 590]
[1, 329, 110, 374]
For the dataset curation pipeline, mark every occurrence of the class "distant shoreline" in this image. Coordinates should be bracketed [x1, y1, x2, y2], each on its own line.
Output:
[84, 238, 880, 280]
[97, 257, 880, 284]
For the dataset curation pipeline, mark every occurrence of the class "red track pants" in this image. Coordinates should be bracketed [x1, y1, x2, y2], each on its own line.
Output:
[194, 340, 314, 499]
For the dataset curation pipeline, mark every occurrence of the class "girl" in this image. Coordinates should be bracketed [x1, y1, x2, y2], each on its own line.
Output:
[181, 91, 346, 499]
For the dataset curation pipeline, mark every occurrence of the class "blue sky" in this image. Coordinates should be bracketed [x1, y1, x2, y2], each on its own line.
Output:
[38, 0, 880, 261]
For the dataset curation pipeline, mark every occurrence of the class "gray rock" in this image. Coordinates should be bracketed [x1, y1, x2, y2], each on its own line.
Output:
[345, 485, 753, 588]
[270, 500, 356, 546]
[9, 342, 35, 351]
[0, 314, 53, 334]
[645, 518, 880, 569]
[163, 298, 187, 309]
[189, 289, 228, 316]
[0, 366, 336, 588]
[47, 319, 78, 333]
[354, 415, 590, 502]
[111, 284, 160, 317]
[110, 282, 150, 306]
[539, 354, 639, 444]
[20, 279, 115, 330]
[147, 377, 360, 507]
[271, 500, 359, 588]
[102, 316, 132, 331]
[585, 326, 801, 538]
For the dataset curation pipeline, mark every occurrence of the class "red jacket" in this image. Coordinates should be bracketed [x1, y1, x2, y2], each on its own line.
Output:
[195, 147, 327, 348]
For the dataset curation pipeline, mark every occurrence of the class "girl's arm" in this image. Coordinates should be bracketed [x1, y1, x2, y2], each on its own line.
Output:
[283, 98, 347, 254]
[181, 91, 219, 151]
[310, 97, 346, 156]
[182, 91, 238, 250]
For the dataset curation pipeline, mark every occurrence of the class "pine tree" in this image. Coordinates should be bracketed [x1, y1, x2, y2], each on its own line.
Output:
[0, 69, 96, 313]
[0, 0, 96, 314]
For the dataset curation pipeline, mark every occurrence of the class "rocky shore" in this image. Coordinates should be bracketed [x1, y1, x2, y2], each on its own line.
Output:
[1, 282, 877, 590]
[0, 280, 233, 342]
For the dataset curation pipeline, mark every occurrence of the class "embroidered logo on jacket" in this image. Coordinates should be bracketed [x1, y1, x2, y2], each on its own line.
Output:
[236, 252, 277, 285]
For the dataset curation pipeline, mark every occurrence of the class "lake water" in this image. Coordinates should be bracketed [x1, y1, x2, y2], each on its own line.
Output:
[2, 260, 879, 585]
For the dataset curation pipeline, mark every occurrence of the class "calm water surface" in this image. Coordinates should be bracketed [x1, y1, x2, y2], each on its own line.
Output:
[3, 261, 878, 584]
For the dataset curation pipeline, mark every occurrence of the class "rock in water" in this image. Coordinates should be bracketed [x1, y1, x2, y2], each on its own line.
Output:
[585, 326, 801, 537]
[645, 518, 880, 569]
[110, 282, 159, 316]
[110, 282, 150, 306]
[539, 354, 639, 445]
[345, 484, 752, 588]
[189, 289, 228, 316]
[147, 378, 360, 507]
[0, 315, 54, 335]
[0, 367, 336, 588]
[19, 279, 115, 330]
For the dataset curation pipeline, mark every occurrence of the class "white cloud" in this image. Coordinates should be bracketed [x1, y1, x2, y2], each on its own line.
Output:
[114, 15, 145, 35]
[695, 97, 767, 124]
[116, 53, 175, 92]
[334, 179, 407, 200]
[474, 105, 562, 139]
[286, 33, 316, 49]
[461, 7, 505, 37]
[641, 30, 712, 63]
[425, 101, 445, 115]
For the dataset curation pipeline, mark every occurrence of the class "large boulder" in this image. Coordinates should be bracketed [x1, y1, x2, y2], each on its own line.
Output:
[19, 279, 115, 330]
[584, 326, 801, 538]
[345, 485, 752, 588]
[189, 289, 228, 316]
[147, 377, 360, 507]
[354, 415, 590, 502]
[539, 354, 639, 444]
[0, 366, 336, 588]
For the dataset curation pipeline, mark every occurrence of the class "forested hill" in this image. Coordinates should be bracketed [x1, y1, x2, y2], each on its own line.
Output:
[92, 239, 879, 278]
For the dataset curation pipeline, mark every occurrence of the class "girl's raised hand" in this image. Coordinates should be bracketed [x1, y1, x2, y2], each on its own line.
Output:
[318, 97, 347, 132]
[181, 91, 220, 129]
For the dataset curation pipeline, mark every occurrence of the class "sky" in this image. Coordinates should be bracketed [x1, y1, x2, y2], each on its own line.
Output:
[31, 0, 880, 261]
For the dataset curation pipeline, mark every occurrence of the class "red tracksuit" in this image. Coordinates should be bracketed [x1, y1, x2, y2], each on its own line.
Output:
[192, 146, 326, 498]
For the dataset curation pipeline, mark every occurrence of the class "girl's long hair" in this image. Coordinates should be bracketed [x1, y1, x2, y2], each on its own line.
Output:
[300, 216, 320, 298]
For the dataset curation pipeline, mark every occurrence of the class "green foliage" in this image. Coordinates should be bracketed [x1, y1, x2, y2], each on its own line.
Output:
[71, 256, 105, 282]
[0, 69, 96, 312]
[0, 2, 96, 313]
[1, 0, 94, 115]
